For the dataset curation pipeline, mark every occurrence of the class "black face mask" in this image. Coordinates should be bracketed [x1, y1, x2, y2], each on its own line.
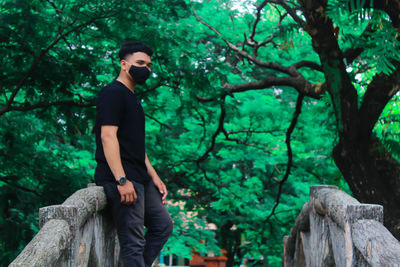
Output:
[128, 64, 150, 85]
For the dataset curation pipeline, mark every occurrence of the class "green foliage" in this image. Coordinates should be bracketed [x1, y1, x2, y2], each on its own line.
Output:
[328, 1, 400, 75]
[375, 94, 400, 161]
[1, 0, 399, 266]
[164, 203, 220, 258]
[0, 112, 94, 263]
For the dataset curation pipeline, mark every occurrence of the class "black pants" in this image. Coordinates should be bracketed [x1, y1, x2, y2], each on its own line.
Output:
[99, 179, 173, 267]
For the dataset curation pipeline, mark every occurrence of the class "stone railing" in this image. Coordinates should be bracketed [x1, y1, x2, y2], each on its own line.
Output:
[283, 185, 400, 266]
[9, 184, 120, 267]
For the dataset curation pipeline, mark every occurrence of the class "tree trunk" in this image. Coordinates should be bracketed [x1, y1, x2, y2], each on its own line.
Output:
[333, 137, 400, 238]
[333, 68, 400, 238]
[300, 0, 400, 239]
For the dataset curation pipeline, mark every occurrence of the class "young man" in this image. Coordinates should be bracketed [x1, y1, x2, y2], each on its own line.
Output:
[94, 42, 173, 267]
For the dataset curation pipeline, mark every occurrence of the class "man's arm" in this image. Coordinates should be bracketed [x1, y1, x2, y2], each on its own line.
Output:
[101, 125, 137, 205]
[145, 153, 167, 204]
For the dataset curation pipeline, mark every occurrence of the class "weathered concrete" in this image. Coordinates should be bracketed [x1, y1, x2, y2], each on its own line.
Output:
[39, 205, 78, 231]
[9, 184, 120, 267]
[88, 209, 121, 267]
[285, 201, 310, 262]
[309, 206, 335, 267]
[352, 219, 400, 266]
[283, 185, 400, 267]
[63, 186, 107, 229]
[310, 185, 358, 229]
[9, 219, 71, 267]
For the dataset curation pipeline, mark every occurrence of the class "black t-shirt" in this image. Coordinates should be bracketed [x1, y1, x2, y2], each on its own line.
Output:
[94, 80, 150, 184]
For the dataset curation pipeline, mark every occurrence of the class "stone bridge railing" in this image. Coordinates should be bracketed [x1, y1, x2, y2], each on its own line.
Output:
[9, 184, 120, 267]
[11, 183, 400, 266]
[283, 185, 400, 266]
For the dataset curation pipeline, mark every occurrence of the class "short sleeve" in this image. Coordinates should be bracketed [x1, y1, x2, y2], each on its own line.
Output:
[97, 87, 125, 126]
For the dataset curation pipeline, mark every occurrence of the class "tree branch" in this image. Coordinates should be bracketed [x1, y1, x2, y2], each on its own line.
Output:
[250, 0, 270, 42]
[359, 65, 400, 139]
[276, 0, 305, 27]
[196, 162, 221, 186]
[292, 60, 323, 71]
[192, 6, 298, 76]
[145, 113, 172, 130]
[195, 96, 226, 162]
[192, 5, 325, 101]
[222, 127, 284, 149]
[223, 75, 324, 99]
[266, 93, 304, 221]
[46, 0, 62, 14]
[300, 0, 359, 137]
[196, 95, 214, 102]
[193, 105, 208, 146]
[0, 176, 41, 196]
[226, 128, 283, 135]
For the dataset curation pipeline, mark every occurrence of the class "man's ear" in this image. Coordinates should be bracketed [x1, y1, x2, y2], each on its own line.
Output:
[120, 60, 127, 71]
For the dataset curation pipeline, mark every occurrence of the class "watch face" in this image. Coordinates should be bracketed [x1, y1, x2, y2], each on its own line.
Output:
[119, 177, 127, 185]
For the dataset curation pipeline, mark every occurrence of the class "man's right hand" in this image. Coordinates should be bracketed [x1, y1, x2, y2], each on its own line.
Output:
[117, 180, 137, 205]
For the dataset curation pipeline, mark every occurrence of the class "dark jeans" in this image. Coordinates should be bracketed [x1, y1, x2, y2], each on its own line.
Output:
[99, 179, 173, 267]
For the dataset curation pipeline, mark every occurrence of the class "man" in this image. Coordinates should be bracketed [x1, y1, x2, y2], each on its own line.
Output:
[94, 41, 173, 267]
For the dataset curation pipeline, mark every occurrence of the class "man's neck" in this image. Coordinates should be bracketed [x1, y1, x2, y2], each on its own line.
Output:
[116, 74, 136, 92]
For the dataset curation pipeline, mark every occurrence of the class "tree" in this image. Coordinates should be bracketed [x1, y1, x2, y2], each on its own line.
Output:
[142, 2, 348, 265]
[191, 0, 400, 241]
[2, 0, 341, 264]
[2, 0, 400, 266]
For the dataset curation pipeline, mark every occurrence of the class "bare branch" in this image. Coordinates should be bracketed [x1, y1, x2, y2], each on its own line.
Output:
[257, 35, 277, 47]
[292, 60, 323, 71]
[0, 176, 41, 196]
[195, 96, 226, 162]
[196, 162, 220, 186]
[192, 5, 325, 101]
[221, 133, 275, 153]
[193, 105, 207, 146]
[266, 93, 304, 221]
[192, 6, 223, 38]
[276, 0, 305, 27]
[246, 3, 285, 57]
[250, 0, 270, 42]
[145, 113, 172, 130]
[222, 128, 246, 144]
[192, 6, 297, 76]
[46, 0, 62, 14]
[274, 164, 282, 175]
[196, 95, 214, 102]
[223, 75, 324, 99]
[226, 129, 283, 135]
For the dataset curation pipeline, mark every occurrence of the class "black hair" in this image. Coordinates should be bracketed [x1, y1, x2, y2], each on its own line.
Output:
[118, 41, 153, 61]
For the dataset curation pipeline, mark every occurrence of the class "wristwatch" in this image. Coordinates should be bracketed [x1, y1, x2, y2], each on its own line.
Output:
[117, 176, 127, 185]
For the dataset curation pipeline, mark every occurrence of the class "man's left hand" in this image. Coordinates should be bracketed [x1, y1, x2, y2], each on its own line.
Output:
[153, 176, 167, 204]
